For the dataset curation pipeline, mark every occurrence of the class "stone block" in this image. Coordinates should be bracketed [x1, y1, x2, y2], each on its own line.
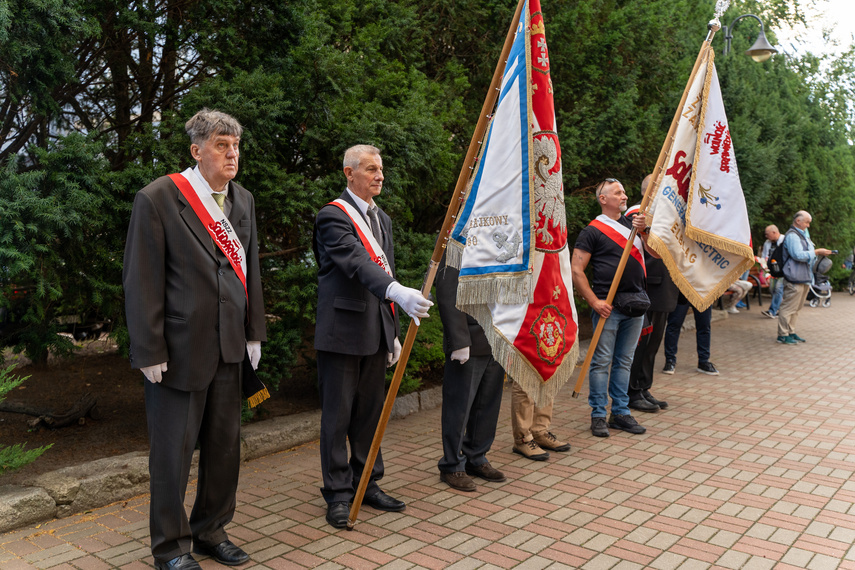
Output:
[34, 452, 150, 517]
[418, 386, 443, 411]
[0, 485, 57, 533]
[241, 410, 321, 461]
[391, 392, 419, 419]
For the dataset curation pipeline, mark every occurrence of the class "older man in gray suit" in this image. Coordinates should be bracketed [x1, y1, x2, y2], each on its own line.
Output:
[124, 109, 266, 569]
[313, 144, 432, 528]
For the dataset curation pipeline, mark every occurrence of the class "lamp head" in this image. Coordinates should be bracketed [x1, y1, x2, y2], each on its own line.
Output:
[746, 29, 777, 62]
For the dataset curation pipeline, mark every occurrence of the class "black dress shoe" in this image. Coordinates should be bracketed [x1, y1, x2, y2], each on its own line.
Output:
[628, 397, 659, 413]
[642, 389, 668, 409]
[155, 553, 202, 570]
[326, 501, 350, 528]
[364, 490, 406, 512]
[193, 540, 249, 566]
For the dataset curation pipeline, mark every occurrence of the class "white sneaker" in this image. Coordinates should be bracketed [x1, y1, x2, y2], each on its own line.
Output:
[727, 306, 739, 314]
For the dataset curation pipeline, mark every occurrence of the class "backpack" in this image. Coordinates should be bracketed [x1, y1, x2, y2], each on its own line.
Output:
[767, 241, 784, 278]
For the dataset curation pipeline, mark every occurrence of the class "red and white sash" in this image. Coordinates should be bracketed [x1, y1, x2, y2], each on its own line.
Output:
[589, 214, 646, 277]
[327, 199, 393, 278]
[169, 168, 248, 298]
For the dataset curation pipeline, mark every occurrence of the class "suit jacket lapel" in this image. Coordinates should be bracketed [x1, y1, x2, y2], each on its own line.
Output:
[228, 181, 247, 224]
[339, 191, 370, 226]
[177, 182, 217, 259]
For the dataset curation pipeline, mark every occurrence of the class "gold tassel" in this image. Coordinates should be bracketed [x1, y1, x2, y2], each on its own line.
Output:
[247, 387, 270, 408]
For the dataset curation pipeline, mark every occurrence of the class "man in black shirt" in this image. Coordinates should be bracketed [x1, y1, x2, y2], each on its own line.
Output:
[571, 179, 657, 438]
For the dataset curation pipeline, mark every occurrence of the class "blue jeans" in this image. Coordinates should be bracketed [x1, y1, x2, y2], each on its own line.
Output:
[664, 304, 711, 364]
[769, 279, 784, 315]
[589, 311, 643, 418]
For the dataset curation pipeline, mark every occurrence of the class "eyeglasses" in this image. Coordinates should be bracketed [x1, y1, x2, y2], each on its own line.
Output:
[595, 178, 619, 197]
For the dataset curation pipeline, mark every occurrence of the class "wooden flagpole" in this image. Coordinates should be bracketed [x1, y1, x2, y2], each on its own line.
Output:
[571, 26, 718, 398]
[347, 0, 528, 530]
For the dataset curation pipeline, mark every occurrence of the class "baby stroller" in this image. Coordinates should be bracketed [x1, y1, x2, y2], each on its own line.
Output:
[807, 255, 833, 308]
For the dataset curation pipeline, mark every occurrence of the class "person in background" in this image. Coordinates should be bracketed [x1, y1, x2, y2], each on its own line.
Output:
[435, 254, 506, 491]
[760, 225, 785, 318]
[776, 211, 832, 344]
[625, 176, 677, 414]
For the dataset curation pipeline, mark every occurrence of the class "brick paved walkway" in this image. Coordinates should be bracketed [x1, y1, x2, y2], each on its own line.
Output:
[3, 293, 855, 569]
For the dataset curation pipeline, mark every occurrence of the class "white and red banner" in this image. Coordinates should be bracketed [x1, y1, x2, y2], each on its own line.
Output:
[447, 0, 578, 406]
[646, 48, 753, 310]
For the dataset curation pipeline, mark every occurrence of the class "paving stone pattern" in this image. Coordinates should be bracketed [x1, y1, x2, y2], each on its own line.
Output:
[3, 293, 855, 569]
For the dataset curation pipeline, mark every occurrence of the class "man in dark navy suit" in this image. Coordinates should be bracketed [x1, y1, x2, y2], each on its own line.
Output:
[313, 144, 432, 528]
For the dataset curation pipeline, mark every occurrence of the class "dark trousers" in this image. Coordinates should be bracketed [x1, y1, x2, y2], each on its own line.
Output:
[438, 355, 504, 473]
[317, 347, 387, 504]
[628, 310, 669, 398]
[145, 360, 241, 563]
[664, 303, 712, 364]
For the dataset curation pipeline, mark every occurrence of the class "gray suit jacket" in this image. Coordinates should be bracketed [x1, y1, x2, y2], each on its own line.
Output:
[313, 191, 398, 355]
[123, 175, 266, 391]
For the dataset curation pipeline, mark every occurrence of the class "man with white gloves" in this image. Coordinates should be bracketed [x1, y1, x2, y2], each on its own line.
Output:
[312, 144, 432, 528]
[123, 109, 266, 570]
[435, 254, 506, 492]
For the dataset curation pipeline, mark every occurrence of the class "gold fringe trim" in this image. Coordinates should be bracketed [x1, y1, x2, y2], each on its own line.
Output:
[648, 233, 753, 312]
[247, 387, 270, 408]
[684, 226, 754, 260]
[456, 274, 533, 306]
[460, 303, 580, 408]
[445, 240, 464, 270]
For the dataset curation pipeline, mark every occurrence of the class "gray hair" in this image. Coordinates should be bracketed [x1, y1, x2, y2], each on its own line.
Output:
[343, 144, 381, 170]
[185, 108, 243, 146]
[793, 210, 810, 223]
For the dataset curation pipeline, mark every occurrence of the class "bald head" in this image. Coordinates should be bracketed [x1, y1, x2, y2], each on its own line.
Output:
[641, 174, 653, 195]
[764, 225, 780, 241]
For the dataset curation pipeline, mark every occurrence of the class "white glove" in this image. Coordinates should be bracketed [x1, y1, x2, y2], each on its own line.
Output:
[247, 341, 262, 370]
[141, 362, 168, 383]
[450, 346, 470, 364]
[387, 338, 402, 368]
[386, 281, 433, 325]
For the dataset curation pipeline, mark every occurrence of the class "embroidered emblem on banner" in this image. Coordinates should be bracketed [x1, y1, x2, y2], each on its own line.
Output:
[529, 305, 566, 364]
[493, 230, 523, 262]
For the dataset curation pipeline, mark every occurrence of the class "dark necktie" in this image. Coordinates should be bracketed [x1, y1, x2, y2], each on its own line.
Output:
[366, 206, 381, 241]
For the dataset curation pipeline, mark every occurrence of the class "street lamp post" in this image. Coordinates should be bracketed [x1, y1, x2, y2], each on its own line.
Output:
[723, 14, 778, 62]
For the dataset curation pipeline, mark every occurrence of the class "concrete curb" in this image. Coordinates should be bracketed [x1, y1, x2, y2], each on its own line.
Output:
[0, 386, 444, 534]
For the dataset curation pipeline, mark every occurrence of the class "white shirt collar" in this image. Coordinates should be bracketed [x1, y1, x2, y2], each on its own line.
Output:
[346, 187, 374, 217]
[193, 165, 229, 197]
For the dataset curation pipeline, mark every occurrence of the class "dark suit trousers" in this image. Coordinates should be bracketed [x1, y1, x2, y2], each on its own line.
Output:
[317, 347, 387, 504]
[438, 355, 504, 473]
[628, 311, 668, 397]
[145, 360, 241, 562]
[664, 304, 712, 364]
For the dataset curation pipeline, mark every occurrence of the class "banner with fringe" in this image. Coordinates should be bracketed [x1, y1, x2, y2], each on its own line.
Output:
[447, 0, 578, 407]
[647, 48, 753, 311]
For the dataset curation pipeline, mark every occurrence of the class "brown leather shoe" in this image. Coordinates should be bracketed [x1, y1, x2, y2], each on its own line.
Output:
[440, 471, 477, 491]
[512, 439, 549, 461]
[532, 430, 571, 452]
[465, 461, 506, 482]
